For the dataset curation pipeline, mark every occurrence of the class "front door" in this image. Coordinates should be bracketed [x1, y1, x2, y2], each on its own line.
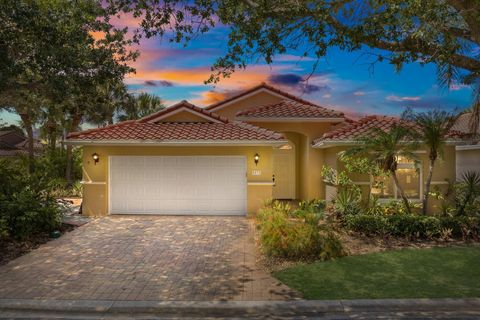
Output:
[272, 146, 296, 199]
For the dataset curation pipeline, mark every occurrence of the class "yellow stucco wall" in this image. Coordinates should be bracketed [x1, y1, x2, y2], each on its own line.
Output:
[81, 145, 275, 216]
[251, 122, 340, 200]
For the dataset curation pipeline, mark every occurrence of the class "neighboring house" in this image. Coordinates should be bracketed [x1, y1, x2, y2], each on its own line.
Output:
[452, 112, 480, 180]
[0, 129, 42, 157]
[67, 83, 461, 216]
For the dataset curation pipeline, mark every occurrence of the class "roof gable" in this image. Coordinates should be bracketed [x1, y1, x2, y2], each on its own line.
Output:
[139, 100, 227, 124]
[0, 130, 25, 147]
[205, 82, 330, 113]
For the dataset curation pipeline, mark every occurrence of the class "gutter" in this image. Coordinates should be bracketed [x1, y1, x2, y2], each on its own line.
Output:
[65, 139, 289, 147]
[456, 144, 480, 151]
[313, 140, 464, 149]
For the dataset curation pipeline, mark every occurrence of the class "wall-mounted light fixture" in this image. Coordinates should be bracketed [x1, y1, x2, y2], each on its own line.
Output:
[254, 153, 260, 166]
[92, 153, 100, 165]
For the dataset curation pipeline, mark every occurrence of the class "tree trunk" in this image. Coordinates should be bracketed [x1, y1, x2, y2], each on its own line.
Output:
[19, 113, 35, 174]
[423, 158, 435, 215]
[65, 113, 82, 185]
[391, 170, 411, 214]
[47, 121, 57, 150]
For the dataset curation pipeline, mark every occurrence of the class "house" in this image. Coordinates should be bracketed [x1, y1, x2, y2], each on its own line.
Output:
[67, 83, 460, 216]
[452, 112, 480, 180]
[0, 129, 42, 157]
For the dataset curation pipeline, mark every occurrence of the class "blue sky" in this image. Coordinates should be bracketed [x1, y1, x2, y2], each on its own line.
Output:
[1, 18, 473, 124]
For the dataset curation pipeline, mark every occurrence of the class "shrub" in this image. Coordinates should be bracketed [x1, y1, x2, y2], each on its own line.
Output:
[344, 213, 479, 240]
[256, 201, 345, 260]
[49, 179, 83, 198]
[334, 189, 362, 216]
[34, 147, 83, 182]
[344, 214, 388, 236]
[455, 171, 480, 216]
[0, 160, 62, 240]
[298, 199, 326, 214]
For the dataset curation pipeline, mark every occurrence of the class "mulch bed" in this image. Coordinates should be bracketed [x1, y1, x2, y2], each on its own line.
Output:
[0, 223, 76, 266]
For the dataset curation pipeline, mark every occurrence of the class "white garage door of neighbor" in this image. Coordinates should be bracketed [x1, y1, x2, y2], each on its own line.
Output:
[109, 156, 247, 215]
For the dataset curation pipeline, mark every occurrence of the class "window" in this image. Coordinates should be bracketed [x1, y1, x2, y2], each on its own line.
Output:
[371, 159, 422, 200]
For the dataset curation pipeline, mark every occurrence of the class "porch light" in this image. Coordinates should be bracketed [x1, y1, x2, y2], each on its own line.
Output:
[254, 153, 260, 166]
[92, 153, 100, 165]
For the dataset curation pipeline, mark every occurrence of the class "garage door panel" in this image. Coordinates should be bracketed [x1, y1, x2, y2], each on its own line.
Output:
[109, 156, 246, 215]
[163, 157, 177, 167]
[195, 156, 214, 167]
[127, 200, 143, 212]
[177, 156, 195, 167]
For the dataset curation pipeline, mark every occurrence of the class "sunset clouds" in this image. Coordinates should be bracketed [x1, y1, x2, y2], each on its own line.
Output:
[114, 18, 472, 116]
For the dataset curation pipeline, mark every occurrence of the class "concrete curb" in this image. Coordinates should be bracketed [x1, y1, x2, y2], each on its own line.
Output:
[0, 298, 480, 317]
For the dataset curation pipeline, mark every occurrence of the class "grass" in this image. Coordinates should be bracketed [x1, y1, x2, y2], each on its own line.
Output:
[274, 246, 480, 300]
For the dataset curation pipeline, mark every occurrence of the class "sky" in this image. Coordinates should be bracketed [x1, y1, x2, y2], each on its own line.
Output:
[122, 17, 473, 119]
[1, 14, 474, 124]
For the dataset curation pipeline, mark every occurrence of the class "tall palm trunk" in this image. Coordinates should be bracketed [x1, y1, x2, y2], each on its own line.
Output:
[423, 158, 435, 215]
[391, 170, 411, 214]
[65, 113, 82, 185]
[19, 113, 35, 174]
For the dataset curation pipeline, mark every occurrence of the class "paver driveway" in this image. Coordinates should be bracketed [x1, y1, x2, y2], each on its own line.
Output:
[0, 216, 298, 301]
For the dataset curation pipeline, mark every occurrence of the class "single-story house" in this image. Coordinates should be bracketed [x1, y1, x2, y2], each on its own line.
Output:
[67, 83, 462, 216]
[451, 112, 480, 180]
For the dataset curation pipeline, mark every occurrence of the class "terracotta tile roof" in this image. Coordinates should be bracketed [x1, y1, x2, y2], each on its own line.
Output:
[139, 100, 228, 123]
[67, 121, 284, 142]
[206, 82, 344, 114]
[313, 115, 464, 147]
[236, 99, 344, 119]
[67, 101, 284, 143]
[452, 112, 480, 135]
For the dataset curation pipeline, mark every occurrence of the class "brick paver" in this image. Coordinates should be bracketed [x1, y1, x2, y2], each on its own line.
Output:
[0, 216, 298, 301]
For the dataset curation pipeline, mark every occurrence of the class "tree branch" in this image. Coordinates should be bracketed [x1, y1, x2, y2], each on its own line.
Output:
[326, 14, 480, 73]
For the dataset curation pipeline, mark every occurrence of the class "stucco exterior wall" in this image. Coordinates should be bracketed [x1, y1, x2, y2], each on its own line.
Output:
[250, 122, 340, 200]
[456, 148, 480, 180]
[81, 145, 275, 216]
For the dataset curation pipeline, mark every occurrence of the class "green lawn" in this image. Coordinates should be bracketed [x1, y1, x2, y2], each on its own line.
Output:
[275, 246, 480, 300]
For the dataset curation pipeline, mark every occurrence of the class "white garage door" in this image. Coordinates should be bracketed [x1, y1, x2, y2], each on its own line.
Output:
[109, 156, 247, 215]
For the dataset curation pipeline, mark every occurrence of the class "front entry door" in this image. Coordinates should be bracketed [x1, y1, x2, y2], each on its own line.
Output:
[272, 146, 296, 199]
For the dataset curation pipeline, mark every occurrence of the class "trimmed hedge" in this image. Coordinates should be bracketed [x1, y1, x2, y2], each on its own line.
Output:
[345, 214, 479, 239]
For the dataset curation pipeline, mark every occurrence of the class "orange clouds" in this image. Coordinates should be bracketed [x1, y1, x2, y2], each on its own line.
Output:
[195, 91, 230, 105]
[127, 66, 266, 87]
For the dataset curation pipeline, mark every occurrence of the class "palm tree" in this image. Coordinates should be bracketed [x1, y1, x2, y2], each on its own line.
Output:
[118, 92, 165, 121]
[86, 81, 129, 127]
[344, 124, 418, 213]
[406, 110, 458, 215]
